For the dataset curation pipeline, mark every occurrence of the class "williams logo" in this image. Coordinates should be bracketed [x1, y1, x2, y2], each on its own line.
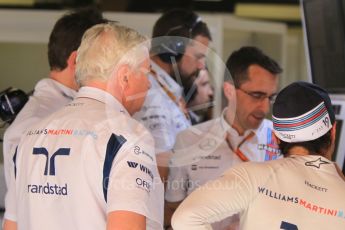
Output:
[127, 161, 154, 180]
[127, 161, 138, 168]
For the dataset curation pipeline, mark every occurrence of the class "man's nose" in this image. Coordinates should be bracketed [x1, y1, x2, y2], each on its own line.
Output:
[197, 58, 206, 69]
[208, 86, 214, 97]
[259, 97, 271, 115]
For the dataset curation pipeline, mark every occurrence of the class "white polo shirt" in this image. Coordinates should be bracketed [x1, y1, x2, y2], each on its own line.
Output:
[172, 155, 345, 230]
[133, 61, 191, 153]
[3, 78, 76, 189]
[5, 87, 164, 230]
[165, 109, 281, 202]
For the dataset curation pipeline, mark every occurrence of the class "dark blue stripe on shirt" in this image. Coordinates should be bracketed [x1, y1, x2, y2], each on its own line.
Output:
[103, 134, 127, 202]
[13, 146, 18, 179]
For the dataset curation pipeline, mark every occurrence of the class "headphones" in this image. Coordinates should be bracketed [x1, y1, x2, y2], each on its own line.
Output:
[0, 87, 28, 123]
[156, 16, 202, 64]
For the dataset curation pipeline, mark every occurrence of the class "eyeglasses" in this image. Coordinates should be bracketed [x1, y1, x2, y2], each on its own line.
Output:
[237, 88, 277, 104]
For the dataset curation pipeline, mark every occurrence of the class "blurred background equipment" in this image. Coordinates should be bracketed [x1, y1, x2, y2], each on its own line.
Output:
[0, 87, 29, 125]
[302, 0, 345, 174]
[0, 87, 29, 218]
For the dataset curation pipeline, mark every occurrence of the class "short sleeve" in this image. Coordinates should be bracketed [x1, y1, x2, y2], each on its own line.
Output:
[105, 131, 164, 230]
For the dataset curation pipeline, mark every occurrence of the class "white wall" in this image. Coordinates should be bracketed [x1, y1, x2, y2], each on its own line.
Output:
[0, 9, 289, 117]
[0, 9, 311, 147]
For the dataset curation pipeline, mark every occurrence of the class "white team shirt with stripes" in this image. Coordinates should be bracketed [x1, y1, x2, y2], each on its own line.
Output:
[3, 78, 76, 190]
[172, 155, 345, 230]
[4, 87, 164, 230]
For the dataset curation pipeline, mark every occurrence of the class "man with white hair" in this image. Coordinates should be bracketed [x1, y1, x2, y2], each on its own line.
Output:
[3, 23, 163, 230]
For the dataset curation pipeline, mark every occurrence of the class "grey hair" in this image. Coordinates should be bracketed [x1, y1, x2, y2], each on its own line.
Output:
[76, 22, 150, 86]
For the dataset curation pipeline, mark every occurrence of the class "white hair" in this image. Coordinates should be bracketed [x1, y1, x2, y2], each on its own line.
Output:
[76, 22, 150, 86]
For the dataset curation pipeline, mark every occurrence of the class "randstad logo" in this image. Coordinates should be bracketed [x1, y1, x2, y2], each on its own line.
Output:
[27, 148, 70, 196]
[27, 183, 68, 196]
[33, 147, 70, 176]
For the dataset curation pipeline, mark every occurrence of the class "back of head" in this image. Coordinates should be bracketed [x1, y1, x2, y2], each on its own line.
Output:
[272, 81, 335, 156]
[225, 46, 282, 87]
[48, 7, 107, 71]
[152, 8, 211, 39]
[151, 8, 211, 63]
[76, 23, 149, 86]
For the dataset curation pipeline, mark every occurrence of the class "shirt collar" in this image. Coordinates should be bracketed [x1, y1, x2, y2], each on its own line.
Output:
[76, 86, 129, 116]
[220, 108, 231, 134]
[151, 61, 183, 99]
[48, 78, 77, 100]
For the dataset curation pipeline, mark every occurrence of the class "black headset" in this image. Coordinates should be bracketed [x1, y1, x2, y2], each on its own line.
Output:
[0, 87, 28, 123]
[156, 16, 202, 64]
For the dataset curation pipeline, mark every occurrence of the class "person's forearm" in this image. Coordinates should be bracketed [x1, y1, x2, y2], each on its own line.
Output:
[172, 168, 249, 229]
[107, 211, 146, 230]
[3, 219, 17, 230]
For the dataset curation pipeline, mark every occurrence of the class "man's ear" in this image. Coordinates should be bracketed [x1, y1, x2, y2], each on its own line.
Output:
[223, 81, 237, 108]
[325, 121, 337, 160]
[331, 121, 337, 145]
[67, 51, 77, 69]
[223, 82, 235, 99]
[115, 64, 131, 90]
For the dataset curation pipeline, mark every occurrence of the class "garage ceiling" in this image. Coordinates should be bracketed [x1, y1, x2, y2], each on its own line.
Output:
[0, 0, 302, 23]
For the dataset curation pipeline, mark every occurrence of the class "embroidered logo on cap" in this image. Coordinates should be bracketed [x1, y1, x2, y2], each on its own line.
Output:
[273, 102, 332, 142]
